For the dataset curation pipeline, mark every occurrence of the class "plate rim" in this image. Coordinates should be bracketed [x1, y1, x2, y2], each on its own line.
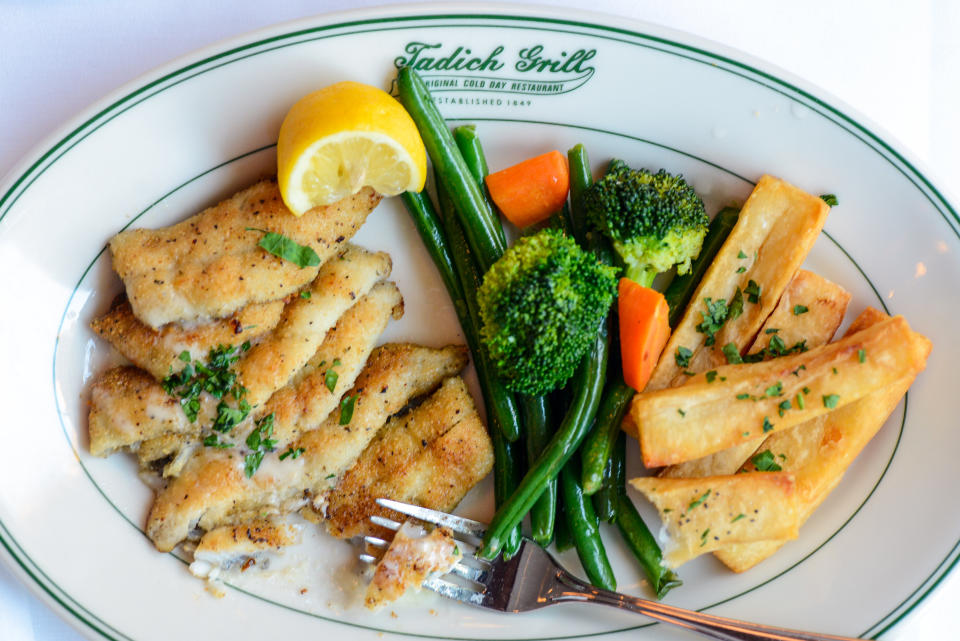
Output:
[1, 4, 958, 640]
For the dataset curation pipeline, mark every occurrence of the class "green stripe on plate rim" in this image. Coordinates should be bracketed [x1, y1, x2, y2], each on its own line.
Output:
[0, 11, 950, 641]
[49, 135, 897, 640]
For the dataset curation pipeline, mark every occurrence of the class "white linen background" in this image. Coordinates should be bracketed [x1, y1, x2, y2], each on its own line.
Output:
[1, 1, 956, 638]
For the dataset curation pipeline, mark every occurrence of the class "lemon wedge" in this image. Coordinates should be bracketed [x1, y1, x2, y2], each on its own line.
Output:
[277, 81, 427, 216]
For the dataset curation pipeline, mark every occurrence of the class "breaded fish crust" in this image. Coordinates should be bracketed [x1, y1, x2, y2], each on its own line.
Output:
[237, 244, 391, 406]
[91, 298, 285, 380]
[109, 179, 381, 328]
[326, 376, 493, 539]
[88, 282, 402, 467]
[146, 344, 467, 552]
[189, 520, 298, 580]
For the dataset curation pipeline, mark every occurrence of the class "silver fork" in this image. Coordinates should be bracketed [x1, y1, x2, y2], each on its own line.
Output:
[360, 498, 861, 641]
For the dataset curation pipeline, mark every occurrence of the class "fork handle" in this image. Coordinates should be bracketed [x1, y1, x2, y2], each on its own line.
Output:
[551, 571, 860, 641]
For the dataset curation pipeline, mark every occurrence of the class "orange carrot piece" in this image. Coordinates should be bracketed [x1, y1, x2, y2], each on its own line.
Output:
[484, 150, 570, 228]
[619, 279, 671, 392]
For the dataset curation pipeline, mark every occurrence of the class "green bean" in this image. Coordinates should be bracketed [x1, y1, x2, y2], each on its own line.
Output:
[560, 458, 616, 590]
[491, 424, 523, 559]
[453, 125, 508, 250]
[615, 493, 682, 599]
[591, 431, 625, 523]
[567, 144, 593, 246]
[435, 180, 523, 444]
[580, 380, 634, 495]
[554, 489, 574, 552]
[664, 206, 739, 328]
[399, 191, 463, 303]
[478, 287, 610, 559]
[396, 68, 505, 272]
[548, 202, 575, 237]
[523, 394, 555, 546]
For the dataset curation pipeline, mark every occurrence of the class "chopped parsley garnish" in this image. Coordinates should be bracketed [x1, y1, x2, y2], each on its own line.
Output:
[832, 367, 839, 375]
[696, 298, 730, 346]
[727, 287, 744, 321]
[203, 434, 234, 449]
[244, 413, 278, 478]
[246, 227, 321, 268]
[793, 304, 809, 315]
[736, 266, 746, 274]
[822, 394, 840, 409]
[705, 370, 718, 383]
[820, 194, 839, 206]
[675, 346, 693, 368]
[300, 290, 312, 300]
[677, 408, 686, 417]
[795, 393, 805, 410]
[765, 381, 783, 397]
[858, 349, 866, 363]
[765, 328, 780, 334]
[744, 279, 762, 304]
[751, 449, 782, 472]
[212, 399, 251, 433]
[162, 343, 249, 424]
[802, 386, 811, 394]
[731, 513, 746, 523]
[737, 250, 748, 259]
[722, 342, 743, 364]
[700, 528, 710, 546]
[736, 393, 751, 400]
[339, 394, 357, 425]
[791, 364, 807, 376]
[324, 368, 339, 393]
[743, 335, 808, 363]
[686, 489, 711, 514]
[279, 446, 305, 461]
[778, 399, 792, 417]
[762, 416, 774, 433]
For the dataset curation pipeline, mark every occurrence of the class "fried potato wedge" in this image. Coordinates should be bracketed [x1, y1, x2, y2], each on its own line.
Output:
[644, 175, 830, 394]
[635, 315, 930, 467]
[714, 308, 931, 572]
[91, 298, 285, 380]
[661, 270, 849, 478]
[629, 473, 799, 568]
[110, 179, 380, 328]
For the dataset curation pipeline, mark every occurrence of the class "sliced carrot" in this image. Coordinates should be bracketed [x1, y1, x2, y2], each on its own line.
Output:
[618, 278, 671, 392]
[484, 150, 569, 228]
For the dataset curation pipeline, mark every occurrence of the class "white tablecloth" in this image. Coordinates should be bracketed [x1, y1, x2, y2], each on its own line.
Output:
[1, 1, 956, 638]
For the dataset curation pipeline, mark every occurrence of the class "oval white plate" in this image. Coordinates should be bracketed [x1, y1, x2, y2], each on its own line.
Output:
[1, 5, 958, 640]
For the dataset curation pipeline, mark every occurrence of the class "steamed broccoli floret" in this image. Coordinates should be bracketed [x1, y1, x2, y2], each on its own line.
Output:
[477, 229, 618, 396]
[583, 159, 709, 287]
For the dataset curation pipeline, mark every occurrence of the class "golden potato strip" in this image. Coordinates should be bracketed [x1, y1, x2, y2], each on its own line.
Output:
[90, 298, 285, 380]
[645, 176, 830, 394]
[146, 344, 468, 552]
[237, 244, 392, 406]
[110, 179, 380, 328]
[635, 315, 929, 467]
[715, 309, 931, 571]
[326, 376, 493, 539]
[661, 270, 849, 478]
[629, 473, 799, 568]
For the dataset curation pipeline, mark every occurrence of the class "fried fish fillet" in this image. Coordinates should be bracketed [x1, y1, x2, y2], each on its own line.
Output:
[365, 523, 458, 610]
[189, 520, 298, 580]
[109, 179, 380, 328]
[88, 282, 401, 465]
[237, 244, 391, 406]
[146, 344, 468, 552]
[91, 298, 285, 380]
[325, 376, 493, 540]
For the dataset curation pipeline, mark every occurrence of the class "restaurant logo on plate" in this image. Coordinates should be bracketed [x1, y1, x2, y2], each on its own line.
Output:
[393, 42, 596, 98]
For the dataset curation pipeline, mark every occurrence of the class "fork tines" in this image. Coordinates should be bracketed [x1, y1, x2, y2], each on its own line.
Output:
[375, 498, 488, 542]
